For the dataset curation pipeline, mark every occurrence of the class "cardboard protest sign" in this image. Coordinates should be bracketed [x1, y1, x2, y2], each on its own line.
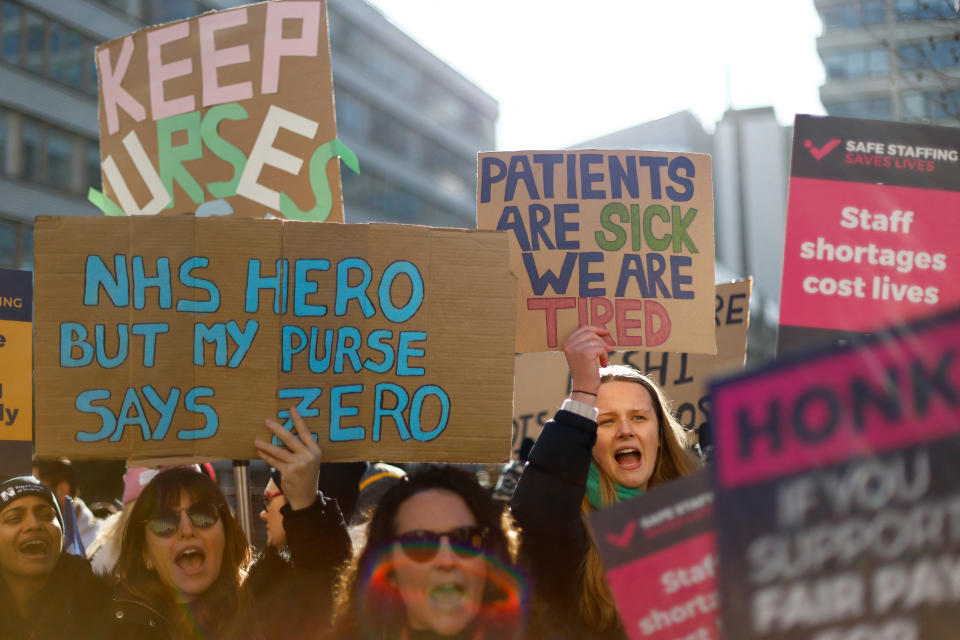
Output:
[588, 471, 718, 640]
[33, 216, 516, 463]
[711, 308, 960, 639]
[0, 269, 33, 478]
[779, 115, 960, 355]
[477, 151, 715, 355]
[508, 280, 751, 456]
[611, 279, 751, 448]
[510, 351, 569, 458]
[93, 0, 353, 221]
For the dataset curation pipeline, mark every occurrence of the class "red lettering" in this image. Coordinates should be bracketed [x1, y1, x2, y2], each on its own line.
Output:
[528, 297, 576, 348]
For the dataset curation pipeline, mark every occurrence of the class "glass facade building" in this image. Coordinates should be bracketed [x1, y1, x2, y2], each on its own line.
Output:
[816, 0, 960, 124]
[0, 0, 496, 269]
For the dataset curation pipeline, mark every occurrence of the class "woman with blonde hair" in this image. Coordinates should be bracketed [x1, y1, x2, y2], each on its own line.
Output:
[512, 325, 702, 639]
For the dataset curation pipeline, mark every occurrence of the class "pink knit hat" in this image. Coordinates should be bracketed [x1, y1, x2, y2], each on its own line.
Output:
[122, 465, 204, 504]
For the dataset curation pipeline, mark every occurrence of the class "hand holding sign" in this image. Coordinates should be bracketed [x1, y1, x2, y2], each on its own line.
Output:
[563, 325, 612, 397]
[255, 407, 322, 511]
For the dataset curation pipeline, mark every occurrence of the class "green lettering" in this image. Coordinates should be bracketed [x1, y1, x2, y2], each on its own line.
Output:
[672, 206, 699, 253]
[280, 138, 359, 222]
[88, 188, 125, 216]
[201, 103, 249, 199]
[643, 204, 671, 252]
[594, 202, 628, 251]
[157, 111, 204, 208]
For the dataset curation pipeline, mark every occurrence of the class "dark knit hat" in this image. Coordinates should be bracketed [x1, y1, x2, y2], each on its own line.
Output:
[0, 475, 65, 531]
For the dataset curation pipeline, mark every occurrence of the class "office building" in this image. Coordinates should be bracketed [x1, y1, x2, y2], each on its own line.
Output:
[816, 0, 960, 123]
[0, 0, 496, 271]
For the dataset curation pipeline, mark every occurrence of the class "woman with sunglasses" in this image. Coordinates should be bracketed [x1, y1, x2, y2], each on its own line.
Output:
[512, 326, 702, 639]
[109, 408, 348, 639]
[331, 465, 526, 640]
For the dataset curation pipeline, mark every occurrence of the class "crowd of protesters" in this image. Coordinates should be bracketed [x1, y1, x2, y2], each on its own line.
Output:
[0, 326, 703, 639]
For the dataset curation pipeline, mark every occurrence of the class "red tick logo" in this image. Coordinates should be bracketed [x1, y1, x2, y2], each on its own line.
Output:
[606, 520, 637, 549]
[804, 138, 842, 160]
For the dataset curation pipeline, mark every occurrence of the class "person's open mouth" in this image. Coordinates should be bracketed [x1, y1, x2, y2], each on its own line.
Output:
[615, 447, 642, 470]
[175, 546, 207, 575]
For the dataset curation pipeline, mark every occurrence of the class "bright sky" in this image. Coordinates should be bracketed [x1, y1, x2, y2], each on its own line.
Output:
[366, 0, 827, 150]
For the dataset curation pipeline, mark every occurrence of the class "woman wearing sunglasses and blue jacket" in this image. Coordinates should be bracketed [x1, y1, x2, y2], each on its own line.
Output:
[108, 408, 349, 639]
[331, 466, 527, 640]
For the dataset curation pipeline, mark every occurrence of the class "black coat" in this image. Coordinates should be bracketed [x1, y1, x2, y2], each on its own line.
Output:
[107, 491, 355, 640]
[0, 551, 111, 640]
[510, 409, 627, 640]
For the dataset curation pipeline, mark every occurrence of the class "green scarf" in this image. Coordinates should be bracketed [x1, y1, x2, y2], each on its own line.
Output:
[586, 462, 644, 509]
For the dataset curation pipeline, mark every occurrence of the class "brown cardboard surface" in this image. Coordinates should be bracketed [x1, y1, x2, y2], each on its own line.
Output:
[33, 216, 516, 462]
[477, 150, 715, 354]
[510, 351, 569, 457]
[510, 280, 751, 452]
[95, 1, 347, 222]
[609, 279, 751, 435]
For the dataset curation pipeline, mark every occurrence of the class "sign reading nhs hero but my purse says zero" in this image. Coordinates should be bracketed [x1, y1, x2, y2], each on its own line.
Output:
[93, 0, 352, 221]
[477, 151, 715, 354]
[32, 217, 516, 463]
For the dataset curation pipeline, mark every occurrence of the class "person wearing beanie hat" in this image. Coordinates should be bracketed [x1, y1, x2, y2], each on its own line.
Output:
[0, 476, 110, 640]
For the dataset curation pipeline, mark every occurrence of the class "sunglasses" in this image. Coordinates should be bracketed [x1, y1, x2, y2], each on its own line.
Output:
[145, 501, 223, 538]
[394, 526, 488, 563]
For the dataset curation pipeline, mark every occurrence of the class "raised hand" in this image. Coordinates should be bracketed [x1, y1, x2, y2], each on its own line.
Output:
[563, 325, 614, 402]
[254, 407, 323, 511]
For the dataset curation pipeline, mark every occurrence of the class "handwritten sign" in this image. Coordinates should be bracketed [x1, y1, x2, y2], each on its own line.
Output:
[510, 351, 569, 458]
[92, 0, 353, 221]
[509, 281, 750, 455]
[477, 150, 715, 354]
[779, 115, 960, 354]
[0, 269, 33, 478]
[33, 216, 516, 463]
[712, 308, 960, 639]
[588, 471, 718, 640]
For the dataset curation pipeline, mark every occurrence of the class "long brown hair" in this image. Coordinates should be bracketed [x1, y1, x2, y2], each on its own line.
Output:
[579, 364, 703, 632]
[115, 467, 259, 639]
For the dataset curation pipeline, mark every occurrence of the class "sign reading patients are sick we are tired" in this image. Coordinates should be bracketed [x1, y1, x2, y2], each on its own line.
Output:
[93, 0, 354, 221]
[32, 217, 516, 463]
[477, 151, 716, 354]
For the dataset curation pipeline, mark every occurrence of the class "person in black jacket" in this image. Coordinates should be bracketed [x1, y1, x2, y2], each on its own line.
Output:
[0, 475, 110, 640]
[109, 407, 348, 639]
[512, 326, 702, 639]
[245, 460, 366, 638]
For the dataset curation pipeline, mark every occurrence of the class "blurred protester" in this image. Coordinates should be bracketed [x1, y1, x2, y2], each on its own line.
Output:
[32, 458, 103, 552]
[492, 438, 534, 502]
[512, 326, 702, 639]
[108, 408, 349, 639]
[332, 465, 527, 640]
[247, 457, 365, 637]
[0, 475, 109, 639]
[350, 462, 407, 527]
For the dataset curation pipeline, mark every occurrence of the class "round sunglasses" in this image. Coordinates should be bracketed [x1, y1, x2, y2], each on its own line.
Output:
[144, 501, 224, 538]
[394, 525, 489, 563]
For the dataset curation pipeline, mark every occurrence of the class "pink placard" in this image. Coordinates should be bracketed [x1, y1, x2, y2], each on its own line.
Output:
[714, 316, 960, 489]
[780, 177, 959, 331]
[605, 533, 718, 640]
